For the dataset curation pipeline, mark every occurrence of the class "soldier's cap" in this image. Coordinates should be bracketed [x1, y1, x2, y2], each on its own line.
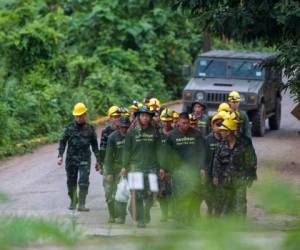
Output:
[192, 101, 206, 110]
[119, 116, 131, 127]
[134, 105, 154, 117]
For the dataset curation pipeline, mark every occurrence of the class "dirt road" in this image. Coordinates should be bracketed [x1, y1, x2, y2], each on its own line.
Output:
[0, 93, 299, 236]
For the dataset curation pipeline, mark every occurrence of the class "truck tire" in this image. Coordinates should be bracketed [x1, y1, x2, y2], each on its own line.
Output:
[269, 97, 281, 130]
[252, 103, 266, 137]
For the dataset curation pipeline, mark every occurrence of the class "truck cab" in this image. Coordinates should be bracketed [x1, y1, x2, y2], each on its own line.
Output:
[182, 50, 282, 136]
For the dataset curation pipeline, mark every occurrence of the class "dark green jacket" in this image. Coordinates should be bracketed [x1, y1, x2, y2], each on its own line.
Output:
[157, 129, 172, 171]
[166, 127, 207, 173]
[239, 110, 252, 139]
[205, 133, 222, 180]
[122, 125, 160, 172]
[196, 113, 210, 137]
[104, 130, 126, 176]
[58, 121, 100, 164]
[99, 125, 115, 165]
[213, 136, 257, 182]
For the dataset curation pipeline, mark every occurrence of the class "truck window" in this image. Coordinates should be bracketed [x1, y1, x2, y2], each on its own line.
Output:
[195, 59, 227, 78]
[231, 60, 263, 80]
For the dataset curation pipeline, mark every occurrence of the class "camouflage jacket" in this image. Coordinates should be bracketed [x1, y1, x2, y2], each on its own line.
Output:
[58, 121, 100, 163]
[213, 136, 257, 182]
[99, 125, 116, 165]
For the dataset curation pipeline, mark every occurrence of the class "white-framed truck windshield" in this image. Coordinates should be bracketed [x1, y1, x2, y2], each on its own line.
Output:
[231, 60, 263, 80]
[195, 58, 263, 80]
[195, 58, 227, 78]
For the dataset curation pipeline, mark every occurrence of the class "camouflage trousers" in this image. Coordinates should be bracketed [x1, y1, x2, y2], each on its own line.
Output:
[214, 178, 247, 217]
[65, 159, 91, 188]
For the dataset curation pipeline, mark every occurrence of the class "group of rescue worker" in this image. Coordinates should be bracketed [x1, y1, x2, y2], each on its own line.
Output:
[57, 91, 257, 228]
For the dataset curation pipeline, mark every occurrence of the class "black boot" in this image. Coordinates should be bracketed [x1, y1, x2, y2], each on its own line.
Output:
[67, 184, 78, 210]
[107, 201, 115, 223]
[78, 186, 90, 212]
[159, 199, 168, 222]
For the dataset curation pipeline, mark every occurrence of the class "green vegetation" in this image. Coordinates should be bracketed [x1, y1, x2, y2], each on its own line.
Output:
[174, 0, 300, 102]
[0, 0, 202, 158]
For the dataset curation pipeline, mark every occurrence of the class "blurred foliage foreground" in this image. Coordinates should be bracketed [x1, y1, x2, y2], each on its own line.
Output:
[0, 177, 300, 250]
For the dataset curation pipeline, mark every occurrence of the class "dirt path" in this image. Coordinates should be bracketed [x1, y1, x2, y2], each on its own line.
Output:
[0, 93, 299, 236]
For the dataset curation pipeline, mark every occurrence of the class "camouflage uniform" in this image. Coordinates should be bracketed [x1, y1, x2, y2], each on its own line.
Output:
[166, 127, 207, 224]
[99, 125, 116, 165]
[123, 124, 160, 226]
[104, 130, 127, 222]
[58, 121, 100, 209]
[213, 136, 257, 216]
[205, 132, 222, 215]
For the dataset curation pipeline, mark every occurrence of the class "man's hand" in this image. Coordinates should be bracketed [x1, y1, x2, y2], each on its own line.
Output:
[120, 168, 126, 177]
[95, 163, 104, 175]
[159, 169, 165, 180]
[57, 156, 63, 166]
[200, 169, 205, 184]
[213, 177, 219, 186]
[200, 169, 205, 178]
[106, 175, 113, 182]
[95, 163, 101, 171]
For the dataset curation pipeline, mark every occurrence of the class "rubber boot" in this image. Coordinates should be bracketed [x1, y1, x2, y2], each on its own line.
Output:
[159, 198, 168, 222]
[67, 184, 78, 210]
[77, 186, 90, 212]
[115, 202, 127, 224]
[107, 201, 115, 223]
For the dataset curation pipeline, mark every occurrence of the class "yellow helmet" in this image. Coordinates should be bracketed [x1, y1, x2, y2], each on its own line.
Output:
[119, 107, 130, 117]
[218, 102, 231, 112]
[173, 111, 179, 119]
[108, 106, 120, 117]
[228, 91, 241, 102]
[189, 114, 198, 124]
[211, 111, 230, 124]
[219, 118, 238, 131]
[130, 101, 140, 111]
[149, 98, 161, 111]
[230, 111, 243, 124]
[72, 102, 88, 116]
[160, 109, 173, 122]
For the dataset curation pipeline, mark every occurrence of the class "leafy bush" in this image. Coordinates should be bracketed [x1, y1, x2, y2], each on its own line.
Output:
[0, 0, 202, 157]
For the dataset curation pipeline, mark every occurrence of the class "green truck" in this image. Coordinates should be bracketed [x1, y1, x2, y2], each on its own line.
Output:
[182, 50, 282, 137]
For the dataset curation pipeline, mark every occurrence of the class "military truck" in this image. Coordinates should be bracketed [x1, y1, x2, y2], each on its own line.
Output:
[182, 50, 282, 137]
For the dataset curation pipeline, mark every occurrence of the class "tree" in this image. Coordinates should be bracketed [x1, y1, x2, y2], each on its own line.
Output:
[173, 0, 300, 102]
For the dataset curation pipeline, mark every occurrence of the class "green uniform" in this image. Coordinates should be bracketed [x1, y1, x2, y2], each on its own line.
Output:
[157, 129, 173, 222]
[213, 136, 257, 216]
[238, 110, 252, 139]
[205, 133, 222, 215]
[196, 113, 210, 137]
[123, 125, 160, 226]
[58, 121, 100, 208]
[166, 127, 206, 223]
[104, 130, 127, 222]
